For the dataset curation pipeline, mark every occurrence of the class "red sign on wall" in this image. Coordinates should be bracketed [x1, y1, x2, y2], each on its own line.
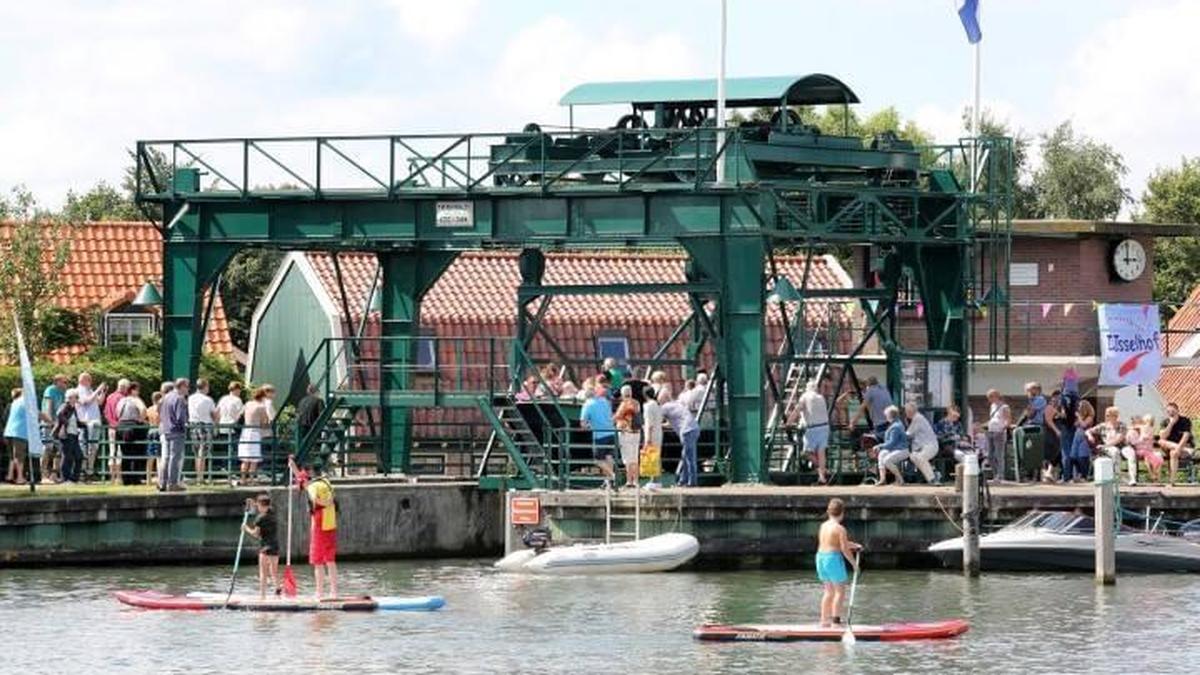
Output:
[510, 496, 541, 525]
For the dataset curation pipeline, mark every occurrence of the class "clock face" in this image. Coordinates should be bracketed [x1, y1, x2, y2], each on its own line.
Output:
[1112, 238, 1146, 282]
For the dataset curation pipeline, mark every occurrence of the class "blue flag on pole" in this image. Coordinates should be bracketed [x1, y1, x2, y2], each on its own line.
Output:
[958, 0, 982, 44]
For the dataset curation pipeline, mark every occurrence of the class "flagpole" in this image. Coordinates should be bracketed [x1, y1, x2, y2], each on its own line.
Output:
[715, 0, 727, 185]
[969, 8, 981, 192]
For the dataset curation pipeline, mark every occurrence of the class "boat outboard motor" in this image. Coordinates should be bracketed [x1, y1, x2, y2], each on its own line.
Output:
[522, 527, 553, 554]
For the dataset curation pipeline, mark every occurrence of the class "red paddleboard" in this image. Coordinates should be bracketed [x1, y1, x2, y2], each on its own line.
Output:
[694, 619, 969, 642]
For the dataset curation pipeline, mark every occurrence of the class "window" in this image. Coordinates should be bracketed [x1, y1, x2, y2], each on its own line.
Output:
[596, 333, 631, 364]
[414, 335, 437, 370]
[104, 313, 156, 346]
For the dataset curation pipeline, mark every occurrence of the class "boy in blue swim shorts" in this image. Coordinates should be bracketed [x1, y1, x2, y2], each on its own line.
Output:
[816, 498, 861, 627]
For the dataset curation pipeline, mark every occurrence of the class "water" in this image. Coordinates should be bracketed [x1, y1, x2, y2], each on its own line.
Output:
[1, 560, 1195, 674]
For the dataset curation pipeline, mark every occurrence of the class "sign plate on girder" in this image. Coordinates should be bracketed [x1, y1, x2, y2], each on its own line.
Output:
[436, 201, 475, 228]
[510, 496, 541, 525]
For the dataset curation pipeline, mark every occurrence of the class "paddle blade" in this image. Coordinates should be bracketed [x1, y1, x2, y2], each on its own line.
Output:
[842, 629, 856, 646]
[282, 566, 298, 597]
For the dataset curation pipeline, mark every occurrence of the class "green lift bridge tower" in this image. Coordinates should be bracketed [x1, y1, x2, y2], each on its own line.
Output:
[136, 73, 1012, 487]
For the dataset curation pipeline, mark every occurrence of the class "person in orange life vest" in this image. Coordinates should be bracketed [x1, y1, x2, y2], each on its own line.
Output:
[288, 454, 338, 600]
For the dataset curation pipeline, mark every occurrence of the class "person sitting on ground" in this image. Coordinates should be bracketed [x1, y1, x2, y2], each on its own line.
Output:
[851, 376, 893, 436]
[904, 403, 940, 485]
[985, 389, 1011, 480]
[1158, 402, 1193, 486]
[1128, 414, 1164, 484]
[875, 406, 909, 486]
[816, 498, 861, 628]
[580, 383, 617, 489]
[1087, 406, 1137, 486]
[613, 385, 642, 489]
[243, 493, 281, 599]
[1065, 400, 1095, 483]
[789, 380, 830, 485]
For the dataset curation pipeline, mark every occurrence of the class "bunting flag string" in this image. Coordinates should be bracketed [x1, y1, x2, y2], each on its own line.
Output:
[1063, 303, 1075, 316]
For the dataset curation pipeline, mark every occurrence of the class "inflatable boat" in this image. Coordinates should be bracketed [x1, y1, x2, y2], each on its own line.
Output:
[694, 619, 970, 642]
[115, 590, 445, 612]
[494, 532, 699, 574]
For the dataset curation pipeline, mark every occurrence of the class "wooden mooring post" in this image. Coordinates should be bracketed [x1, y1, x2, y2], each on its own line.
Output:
[962, 453, 981, 577]
[1094, 457, 1116, 585]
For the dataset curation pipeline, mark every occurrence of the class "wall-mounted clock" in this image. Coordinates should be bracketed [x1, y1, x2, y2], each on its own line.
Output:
[1111, 238, 1146, 282]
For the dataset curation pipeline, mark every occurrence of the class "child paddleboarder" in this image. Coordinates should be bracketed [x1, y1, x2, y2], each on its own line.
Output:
[816, 498, 861, 628]
[242, 494, 281, 599]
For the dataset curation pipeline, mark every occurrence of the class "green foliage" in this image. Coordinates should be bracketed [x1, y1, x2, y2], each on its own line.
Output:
[963, 109, 1040, 218]
[0, 187, 75, 359]
[38, 307, 96, 352]
[0, 336, 242, 404]
[61, 181, 141, 222]
[221, 248, 285, 350]
[1032, 121, 1130, 220]
[1142, 157, 1200, 309]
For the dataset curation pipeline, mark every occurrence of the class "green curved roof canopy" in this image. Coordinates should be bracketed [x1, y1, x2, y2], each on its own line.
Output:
[558, 74, 860, 109]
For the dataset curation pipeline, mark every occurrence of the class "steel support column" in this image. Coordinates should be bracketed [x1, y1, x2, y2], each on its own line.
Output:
[683, 232, 766, 483]
[161, 232, 238, 382]
[378, 249, 458, 474]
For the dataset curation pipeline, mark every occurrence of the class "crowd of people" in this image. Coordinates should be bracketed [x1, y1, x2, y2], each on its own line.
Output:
[791, 366, 1197, 487]
[0, 373, 281, 490]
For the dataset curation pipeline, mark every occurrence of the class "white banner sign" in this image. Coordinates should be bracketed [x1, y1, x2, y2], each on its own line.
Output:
[1098, 303, 1162, 386]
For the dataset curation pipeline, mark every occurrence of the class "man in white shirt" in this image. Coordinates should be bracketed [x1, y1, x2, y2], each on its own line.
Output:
[188, 378, 218, 483]
[216, 382, 245, 480]
[74, 372, 107, 480]
[904, 402, 940, 484]
[790, 380, 831, 484]
[985, 388, 1011, 481]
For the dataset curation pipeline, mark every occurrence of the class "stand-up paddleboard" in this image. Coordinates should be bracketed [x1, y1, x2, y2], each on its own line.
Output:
[694, 619, 969, 642]
[115, 590, 445, 612]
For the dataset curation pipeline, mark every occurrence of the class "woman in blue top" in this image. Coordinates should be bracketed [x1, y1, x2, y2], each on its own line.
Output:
[875, 406, 910, 486]
[4, 388, 29, 485]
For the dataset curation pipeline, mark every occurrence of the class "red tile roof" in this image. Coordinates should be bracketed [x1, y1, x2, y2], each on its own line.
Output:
[0, 221, 233, 362]
[305, 250, 851, 327]
[1158, 367, 1200, 419]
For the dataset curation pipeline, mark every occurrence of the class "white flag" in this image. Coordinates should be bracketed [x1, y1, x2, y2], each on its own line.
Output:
[13, 316, 44, 458]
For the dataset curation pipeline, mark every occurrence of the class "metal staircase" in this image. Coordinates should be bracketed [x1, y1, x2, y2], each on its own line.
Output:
[764, 332, 828, 472]
[476, 396, 555, 489]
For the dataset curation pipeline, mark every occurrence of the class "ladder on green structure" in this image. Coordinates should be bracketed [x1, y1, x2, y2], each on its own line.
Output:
[605, 485, 642, 544]
[764, 332, 828, 472]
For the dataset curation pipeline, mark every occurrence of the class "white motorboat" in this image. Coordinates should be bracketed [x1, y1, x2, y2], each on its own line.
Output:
[494, 532, 700, 574]
[929, 510, 1200, 573]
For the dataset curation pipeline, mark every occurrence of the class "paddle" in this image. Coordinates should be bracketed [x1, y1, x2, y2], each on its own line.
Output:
[842, 550, 862, 646]
[282, 464, 298, 596]
[225, 508, 253, 608]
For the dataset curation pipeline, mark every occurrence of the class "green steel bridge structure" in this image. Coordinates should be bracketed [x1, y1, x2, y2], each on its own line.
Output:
[136, 73, 1013, 487]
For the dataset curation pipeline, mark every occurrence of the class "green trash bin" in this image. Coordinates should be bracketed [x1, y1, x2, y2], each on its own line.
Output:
[1012, 425, 1044, 482]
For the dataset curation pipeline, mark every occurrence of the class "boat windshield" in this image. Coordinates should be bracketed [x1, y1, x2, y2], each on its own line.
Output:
[1006, 511, 1094, 533]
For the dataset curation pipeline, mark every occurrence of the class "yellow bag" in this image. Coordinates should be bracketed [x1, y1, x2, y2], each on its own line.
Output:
[640, 444, 662, 478]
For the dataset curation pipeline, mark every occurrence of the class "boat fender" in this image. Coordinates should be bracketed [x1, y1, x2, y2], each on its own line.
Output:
[522, 527, 553, 554]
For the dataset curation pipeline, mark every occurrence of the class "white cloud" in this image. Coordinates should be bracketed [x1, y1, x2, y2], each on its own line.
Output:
[490, 16, 702, 129]
[1054, 0, 1200, 202]
[387, 0, 481, 49]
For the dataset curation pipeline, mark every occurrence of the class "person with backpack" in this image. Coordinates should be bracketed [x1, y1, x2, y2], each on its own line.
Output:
[288, 454, 338, 600]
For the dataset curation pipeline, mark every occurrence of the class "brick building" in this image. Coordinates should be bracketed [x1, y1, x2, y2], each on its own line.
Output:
[1, 221, 234, 362]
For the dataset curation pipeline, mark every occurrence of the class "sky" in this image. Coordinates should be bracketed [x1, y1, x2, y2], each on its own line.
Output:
[0, 0, 1197, 211]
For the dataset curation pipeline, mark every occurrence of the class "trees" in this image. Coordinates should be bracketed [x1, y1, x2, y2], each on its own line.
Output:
[61, 180, 140, 222]
[0, 186, 75, 359]
[1032, 121, 1130, 220]
[221, 249, 285, 350]
[1141, 157, 1200, 308]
